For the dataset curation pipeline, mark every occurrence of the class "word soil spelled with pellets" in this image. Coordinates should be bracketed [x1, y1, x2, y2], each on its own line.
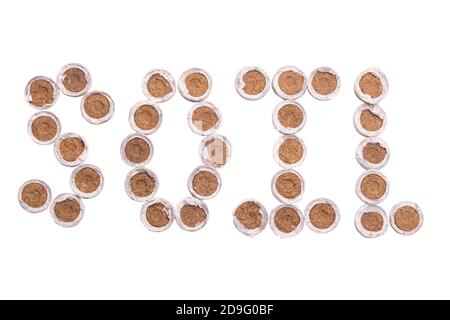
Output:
[18, 64, 422, 237]
[122, 68, 231, 232]
[20, 63, 112, 227]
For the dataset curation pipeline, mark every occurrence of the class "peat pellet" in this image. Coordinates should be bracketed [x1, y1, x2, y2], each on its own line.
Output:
[178, 68, 212, 102]
[355, 204, 388, 238]
[355, 68, 389, 105]
[142, 69, 176, 102]
[356, 170, 389, 204]
[390, 202, 423, 235]
[25, 76, 59, 109]
[129, 101, 162, 135]
[305, 198, 340, 233]
[187, 166, 221, 200]
[271, 170, 304, 203]
[50, 193, 84, 227]
[125, 168, 159, 202]
[308, 67, 340, 101]
[141, 198, 174, 232]
[57, 63, 91, 97]
[70, 164, 104, 199]
[199, 135, 231, 168]
[233, 200, 268, 236]
[188, 102, 222, 136]
[356, 137, 390, 170]
[269, 204, 304, 238]
[120, 134, 153, 167]
[27, 111, 61, 145]
[354, 104, 387, 137]
[235, 66, 270, 100]
[80, 91, 114, 124]
[54, 133, 88, 167]
[272, 100, 306, 135]
[175, 197, 209, 231]
[272, 66, 307, 100]
[273, 135, 306, 168]
[18, 179, 52, 213]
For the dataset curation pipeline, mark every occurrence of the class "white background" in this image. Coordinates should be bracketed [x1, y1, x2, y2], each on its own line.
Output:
[0, 0, 448, 299]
